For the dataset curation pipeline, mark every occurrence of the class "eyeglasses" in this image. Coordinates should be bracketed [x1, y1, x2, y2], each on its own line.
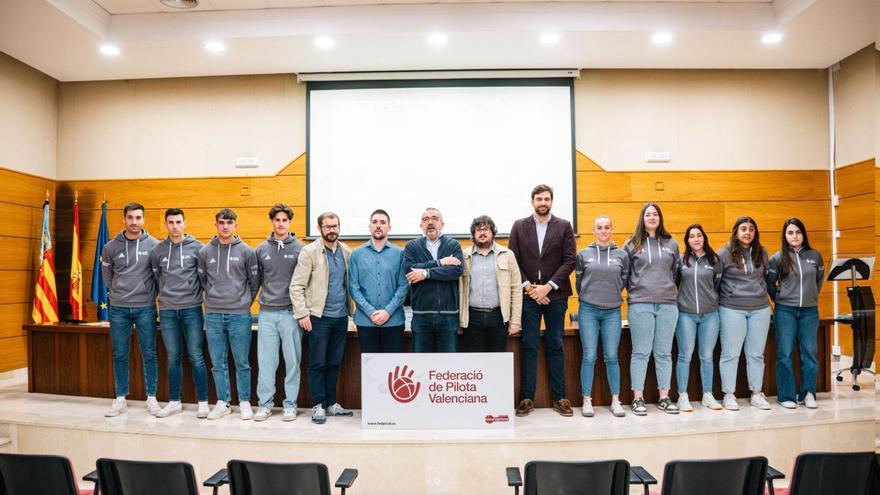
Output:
[320, 225, 339, 231]
[475, 226, 492, 233]
[421, 216, 441, 222]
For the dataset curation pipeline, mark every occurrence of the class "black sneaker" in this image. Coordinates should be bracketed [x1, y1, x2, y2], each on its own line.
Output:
[658, 397, 680, 414]
[631, 397, 647, 416]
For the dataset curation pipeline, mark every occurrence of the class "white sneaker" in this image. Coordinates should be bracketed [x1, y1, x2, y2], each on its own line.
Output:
[157, 401, 182, 418]
[239, 401, 254, 420]
[105, 397, 128, 417]
[701, 393, 722, 410]
[312, 404, 326, 424]
[254, 407, 272, 422]
[610, 401, 625, 417]
[581, 398, 594, 417]
[780, 400, 797, 409]
[750, 392, 772, 410]
[207, 401, 230, 420]
[282, 408, 297, 422]
[723, 394, 740, 411]
[803, 392, 818, 409]
[326, 403, 353, 417]
[196, 401, 210, 419]
[677, 393, 693, 412]
[145, 396, 161, 416]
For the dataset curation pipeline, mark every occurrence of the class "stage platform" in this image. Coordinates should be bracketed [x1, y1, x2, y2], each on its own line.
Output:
[0, 370, 873, 495]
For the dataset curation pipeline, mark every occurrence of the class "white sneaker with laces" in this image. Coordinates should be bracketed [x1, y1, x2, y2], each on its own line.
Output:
[581, 398, 594, 417]
[157, 401, 182, 418]
[312, 404, 326, 424]
[723, 394, 739, 411]
[326, 403, 354, 417]
[677, 393, 693, 412]
[207, 401, 230, 420]
[780, 400, 797, 409]
[196, 401, 210, 419]
[145, 396, 161, 416]
[803, 392, 818, 409]
[105, 397, 128, 417]
[750, 392, 772, 410]
[239, 401, 254, 420]
[254, 407, 272, 422]
[282, 408, 297, 422]
[701, 393, 722, 410]
[610, 401, 625, 417]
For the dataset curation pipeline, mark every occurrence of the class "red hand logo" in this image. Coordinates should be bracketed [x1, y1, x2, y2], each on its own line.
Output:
[388, 365, 421, 403]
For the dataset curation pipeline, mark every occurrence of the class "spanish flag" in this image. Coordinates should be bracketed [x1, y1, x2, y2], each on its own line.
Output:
[32, 200, 59, 324]
[69, 195, 86, 321]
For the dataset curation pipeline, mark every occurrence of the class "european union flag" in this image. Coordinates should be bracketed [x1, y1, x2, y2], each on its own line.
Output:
[90, 201, 110, 321]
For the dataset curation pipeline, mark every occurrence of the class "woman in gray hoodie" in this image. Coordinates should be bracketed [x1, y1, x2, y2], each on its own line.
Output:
[717, 216, 772, 411]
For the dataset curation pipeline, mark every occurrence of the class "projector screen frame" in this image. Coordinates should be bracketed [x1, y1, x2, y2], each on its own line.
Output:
[305, 77, 577, 240]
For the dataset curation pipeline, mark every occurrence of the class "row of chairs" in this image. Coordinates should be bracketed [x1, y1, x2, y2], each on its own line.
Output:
[506, 452, 880, 495]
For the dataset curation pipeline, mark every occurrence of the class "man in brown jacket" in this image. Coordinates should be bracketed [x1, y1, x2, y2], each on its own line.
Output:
[507, 184, 577, 417]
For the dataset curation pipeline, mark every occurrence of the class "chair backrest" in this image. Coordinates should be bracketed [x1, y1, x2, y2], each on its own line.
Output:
[96, 458, 199, 495]
[661, 457, 767, 495]
[227, 460, 331, 495]
[0, 453, 80, 495]
[523, 460, 630, 495]
[788, 452, 876, 495]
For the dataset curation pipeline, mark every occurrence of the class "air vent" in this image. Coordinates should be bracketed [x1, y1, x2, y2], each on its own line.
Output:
[159, 0, 199, 9]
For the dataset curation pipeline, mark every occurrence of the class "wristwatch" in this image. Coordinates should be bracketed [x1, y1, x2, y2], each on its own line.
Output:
[422, 269, 428, 278]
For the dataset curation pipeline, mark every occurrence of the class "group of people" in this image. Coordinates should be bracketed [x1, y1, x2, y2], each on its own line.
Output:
[100, 183, 824, 424]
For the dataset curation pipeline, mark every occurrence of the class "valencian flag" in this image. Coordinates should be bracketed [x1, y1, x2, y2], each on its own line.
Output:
[69, 194, 86, 320]
[32, 199, 59, 323]
[90, 200, 110, 321]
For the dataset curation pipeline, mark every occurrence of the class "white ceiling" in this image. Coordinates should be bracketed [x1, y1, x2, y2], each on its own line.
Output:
[0, 0, 875, 82]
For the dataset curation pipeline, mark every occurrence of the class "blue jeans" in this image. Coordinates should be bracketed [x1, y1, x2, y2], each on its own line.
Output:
[159, 306, 209, 402]
[521, 298, 568, 401]
[774, 304, 819, 403]
[719, 306, 771, 393]
[109, 305, 158, 398]
[257, 309, 302, 409]
[357, 325, 405, 353]
[411, 314, 458, 353]
[675, 310, 720, 394]
[577, 303, 621, 397]
[628, 303, 678, 392]
[307, 316, 348, 407]
[205, 312, 253, 403]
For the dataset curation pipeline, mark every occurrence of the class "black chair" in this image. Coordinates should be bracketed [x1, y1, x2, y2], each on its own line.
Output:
[0, 453, 94, 495]
[660, 457, 767, 495]
[506, 460, 631, 495]
[215, 460, 357, 495]
[95, 458, 199, 495]
[766, 452, 877, 495]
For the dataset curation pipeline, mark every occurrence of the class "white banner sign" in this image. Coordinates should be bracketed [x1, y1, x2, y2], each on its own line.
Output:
[361, 353, 515, 429]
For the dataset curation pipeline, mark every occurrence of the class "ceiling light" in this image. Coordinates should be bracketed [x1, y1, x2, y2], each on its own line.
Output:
[205, 41, 226, 53]
[99, 44, 120, 56]
[652, 32, 674, 45]
[427, 33, 448, 47]
[539, 33, 561, 45]
[314, 37, 335, 50]
[761, 32, 783, 44]
[159, 0, 199, 8]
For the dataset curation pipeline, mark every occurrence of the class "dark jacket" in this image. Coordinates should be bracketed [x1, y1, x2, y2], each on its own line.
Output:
[403, 235, 463, 314]
[507, 215, 577, 300]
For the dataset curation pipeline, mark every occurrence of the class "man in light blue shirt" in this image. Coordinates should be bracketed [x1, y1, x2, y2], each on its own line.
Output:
[349, 209, 409, 352]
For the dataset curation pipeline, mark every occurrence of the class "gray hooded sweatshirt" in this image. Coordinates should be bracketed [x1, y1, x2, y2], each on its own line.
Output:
[677, 252, 723, 315]
[197, 236, 259, 314]
[623, 236, 681, 305]
[575, 241, 630, 309]
[150, 234, 204, 310]
[767, 248, 824, 308]
[101, 230, 160, 307]
[717, 245, 770, 311]
[255, 233, 305, 311]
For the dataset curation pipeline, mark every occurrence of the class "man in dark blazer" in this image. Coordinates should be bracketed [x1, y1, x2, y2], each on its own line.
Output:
[403, 207, 464, 352]
[508, 184, 577, 417]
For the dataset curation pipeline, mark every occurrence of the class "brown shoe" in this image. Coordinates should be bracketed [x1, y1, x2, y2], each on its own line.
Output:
[515, 399, 535, 417]
[553, 398, 574, 417]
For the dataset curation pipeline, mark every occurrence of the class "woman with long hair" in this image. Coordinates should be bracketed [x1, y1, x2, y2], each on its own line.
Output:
[717, 216, 772, 411]
[767, 218, 825, 409]
[674, 224, 723, 412]
[623, 203, 682, 416]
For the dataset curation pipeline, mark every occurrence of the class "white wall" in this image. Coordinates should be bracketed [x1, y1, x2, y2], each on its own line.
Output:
[57, 74, 306, 179]
[0, 52, 58, 179]
[833, 44, 876, 168]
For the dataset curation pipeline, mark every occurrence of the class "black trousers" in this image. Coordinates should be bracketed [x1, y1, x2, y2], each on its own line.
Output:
[463, 307, 508, 352]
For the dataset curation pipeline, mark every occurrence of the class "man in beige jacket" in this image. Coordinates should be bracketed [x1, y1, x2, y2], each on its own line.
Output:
[459, 215, 523, 352]
[289, 212, 353, 424]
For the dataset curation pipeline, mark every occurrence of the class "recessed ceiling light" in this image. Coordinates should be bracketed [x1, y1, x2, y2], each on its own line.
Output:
[427, 33, 448, 47]
[314, 37, 335, 50]
[539, 33, 561, 45]
[205, 41, 226, 53]
[160, 0, 199, 8]
[761, 32, 783, 44]
[652, 32, 674, 45]
[99, 44, 120, 56]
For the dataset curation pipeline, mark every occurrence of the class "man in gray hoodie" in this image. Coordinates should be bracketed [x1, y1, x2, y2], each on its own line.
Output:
[101, 202, 161, 418]
[197, 208, 260, 420]
[253, 204, 305, 422]
[149, 208, 208, 419]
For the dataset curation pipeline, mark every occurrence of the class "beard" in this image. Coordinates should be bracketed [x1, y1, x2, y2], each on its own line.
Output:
[322, 232, 338, 243]
[533, 205, 550, 216]
[475, 238, 493, 249]
[372, 229, 387, 240]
